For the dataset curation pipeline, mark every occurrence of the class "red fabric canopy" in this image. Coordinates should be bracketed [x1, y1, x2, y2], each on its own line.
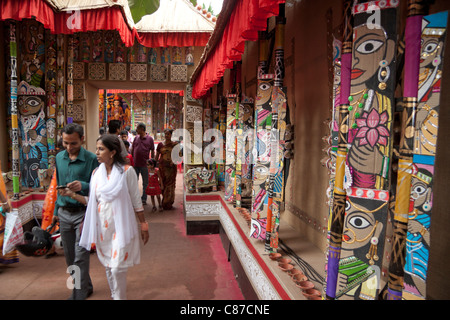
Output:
[0, 0, 135, 47]
[107, 89, 184, 96]
[191, 0, 285, 99]
[136, 31, 211, 48]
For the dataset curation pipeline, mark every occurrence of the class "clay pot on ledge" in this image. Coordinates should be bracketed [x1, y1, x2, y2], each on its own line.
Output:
[302, 288, 322, 300]
[296, 280, 314, 290]
[278, 263, 294, 272]
[269, 252, 282, 260]
[278, 258, 292, 264]
[292, 273, 308, 283]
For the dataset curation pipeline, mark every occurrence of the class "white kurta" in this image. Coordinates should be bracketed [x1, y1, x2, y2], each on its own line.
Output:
[95, 166, 144, 268]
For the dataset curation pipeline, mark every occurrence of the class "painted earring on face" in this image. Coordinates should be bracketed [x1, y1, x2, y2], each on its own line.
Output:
[366, 236, 379, 265]
[432, 56, 441, 67]
[378, 60, 390, 91]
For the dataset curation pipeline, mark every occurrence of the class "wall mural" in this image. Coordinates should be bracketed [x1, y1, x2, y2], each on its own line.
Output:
[18, 20, 48, 188]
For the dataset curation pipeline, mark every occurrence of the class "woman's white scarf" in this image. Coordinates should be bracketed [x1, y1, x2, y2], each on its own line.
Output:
[80, 163, 138, 251]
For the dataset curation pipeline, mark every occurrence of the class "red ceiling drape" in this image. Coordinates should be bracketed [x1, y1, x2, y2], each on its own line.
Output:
[0, 0, 135, 47]
[191, 0, 286, 99]
[136, 32, 212, 48]
[107, 89, 184, 96]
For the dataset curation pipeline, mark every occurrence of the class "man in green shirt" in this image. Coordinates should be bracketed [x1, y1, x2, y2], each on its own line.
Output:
[53, 123, 98, 300]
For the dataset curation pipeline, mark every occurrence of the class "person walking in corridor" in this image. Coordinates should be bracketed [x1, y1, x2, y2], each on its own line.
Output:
[155, 129, 179, 210]
[71, 134, 149, 300]
[130, 123, 154, 205]
[52, 123, 98, 300]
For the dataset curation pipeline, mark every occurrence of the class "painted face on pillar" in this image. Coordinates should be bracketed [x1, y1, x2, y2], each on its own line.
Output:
[351, 24, 395, 86]
[342, 199, 383, 252]
[420, 36, 443, 69]
[411, 176, 433, 213]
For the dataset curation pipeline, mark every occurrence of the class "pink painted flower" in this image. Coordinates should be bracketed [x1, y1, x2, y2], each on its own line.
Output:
[355, 109, 390, 148]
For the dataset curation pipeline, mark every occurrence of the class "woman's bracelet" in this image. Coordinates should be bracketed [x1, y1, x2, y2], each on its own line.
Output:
[140, 221, 149, 232]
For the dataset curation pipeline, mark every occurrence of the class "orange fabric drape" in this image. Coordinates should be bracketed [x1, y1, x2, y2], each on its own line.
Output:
[192, 0, 285, 99]
[40, 172, 58, 233]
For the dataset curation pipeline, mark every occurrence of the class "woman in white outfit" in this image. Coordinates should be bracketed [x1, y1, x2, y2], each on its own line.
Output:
[63, 134, 149, 300]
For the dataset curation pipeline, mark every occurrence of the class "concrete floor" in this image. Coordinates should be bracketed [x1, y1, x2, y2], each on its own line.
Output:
[0, 172, 245, 300]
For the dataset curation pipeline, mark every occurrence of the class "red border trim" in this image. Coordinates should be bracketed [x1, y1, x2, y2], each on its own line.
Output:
[185, 194, 291, 300]
[10, 193, 46, 209]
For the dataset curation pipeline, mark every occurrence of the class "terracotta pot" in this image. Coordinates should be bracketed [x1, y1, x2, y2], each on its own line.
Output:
[289, 269, 304, 277]
[306, 295, 322, 300]
[292, 273, 308, 283]
[278, 258, 292, 264]
[302, 288, 322, 299]
[269, 253, 282, 260]
[296, 280, 314, 290]
[278, 263, 294, 272]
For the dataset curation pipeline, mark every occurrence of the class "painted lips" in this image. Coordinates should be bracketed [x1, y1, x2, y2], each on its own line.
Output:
[343, 234, 351, 242]
[351, 69, 364, 79]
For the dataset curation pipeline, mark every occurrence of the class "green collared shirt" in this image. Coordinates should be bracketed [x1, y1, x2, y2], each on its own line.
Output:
[54, 147, 99, 216]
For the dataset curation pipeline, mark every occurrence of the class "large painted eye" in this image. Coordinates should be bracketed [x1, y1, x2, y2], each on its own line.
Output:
[356, 39, 384, 54]
[423, 42, 438, 54]
[413, 185, 427, 195]
[255, 165, 268, 175]
[348, 215, 371, 229]
[25, 97, 41, 107]
[259, 83, 271, 91]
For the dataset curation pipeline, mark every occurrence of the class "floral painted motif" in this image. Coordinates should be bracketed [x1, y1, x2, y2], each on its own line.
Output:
[355, 109, 390, 148]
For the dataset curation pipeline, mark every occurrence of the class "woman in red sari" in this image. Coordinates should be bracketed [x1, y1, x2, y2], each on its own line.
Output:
[156, 129, 179, 210]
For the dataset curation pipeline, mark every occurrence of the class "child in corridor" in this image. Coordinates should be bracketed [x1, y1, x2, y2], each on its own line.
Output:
[146, 159, 163, 212]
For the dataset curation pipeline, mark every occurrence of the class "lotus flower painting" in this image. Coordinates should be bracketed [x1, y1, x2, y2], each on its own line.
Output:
[354, 109, 390, 148]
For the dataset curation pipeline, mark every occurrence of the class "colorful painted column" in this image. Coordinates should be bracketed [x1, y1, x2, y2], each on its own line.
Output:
[8, 21, 20, 199]
[224, 93, 237, 201]
[250, 74, 273, 241]
[402, 10, 448, 300]
[335, 1, 399, 300]
[325, 0, 353, 300]
[266, 5, 288, 253]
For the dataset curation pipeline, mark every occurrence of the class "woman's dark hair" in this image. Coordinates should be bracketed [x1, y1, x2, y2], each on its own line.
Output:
[97, 134, 126, 166]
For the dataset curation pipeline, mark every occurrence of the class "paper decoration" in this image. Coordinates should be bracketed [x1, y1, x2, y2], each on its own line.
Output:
[185, 105, 203, 122]
[72, 102, 85, 122]
[185, 46, 194, 65]
[109, 63, 127, 81]
[73, 81, 85, 100]
[73, 62, 85, 79]
[170, 65, 188, 82]
[130, 63, 148, 81]
[104, 30, 115, 63]
[148, 48, 157, 64]
[92, 31, 103, 62]
[161, 47, 170, 65]
[150, 64, 169, 82]
[88, 63, 106, 80]
[172, 46, 182, 65]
